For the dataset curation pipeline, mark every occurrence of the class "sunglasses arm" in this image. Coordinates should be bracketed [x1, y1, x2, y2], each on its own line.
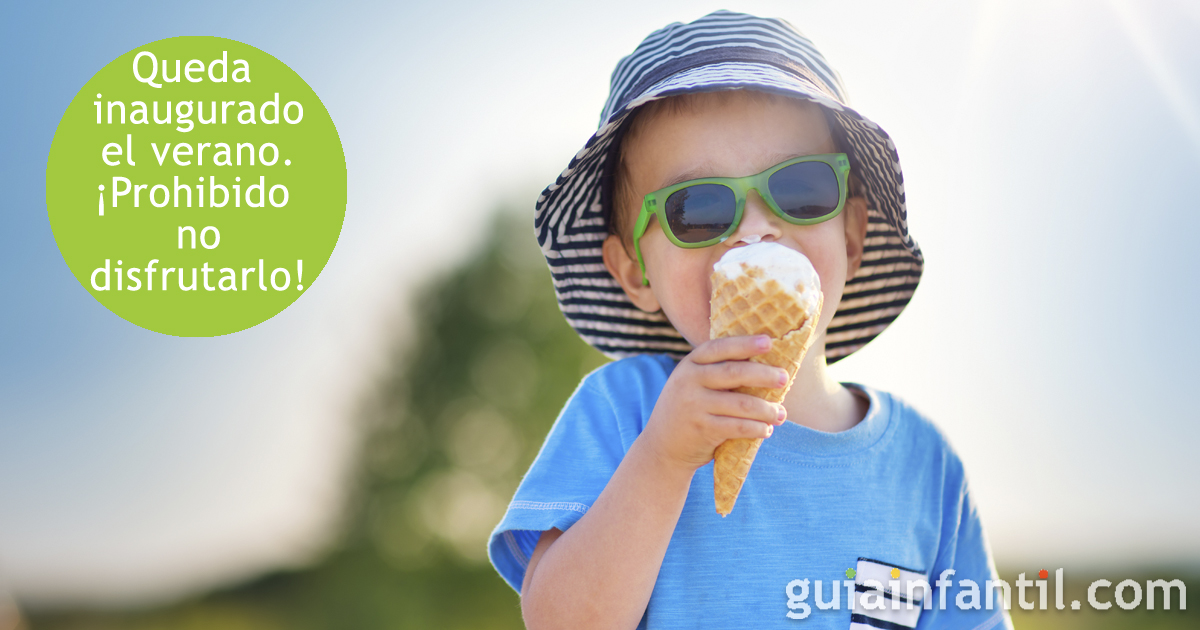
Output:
[632, 199, 654, 286]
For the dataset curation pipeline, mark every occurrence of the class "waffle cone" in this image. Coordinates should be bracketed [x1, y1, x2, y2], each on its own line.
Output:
[710, 267, 822, 516]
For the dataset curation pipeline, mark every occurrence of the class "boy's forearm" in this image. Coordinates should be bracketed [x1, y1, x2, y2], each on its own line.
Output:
[522, 433, 696, 630]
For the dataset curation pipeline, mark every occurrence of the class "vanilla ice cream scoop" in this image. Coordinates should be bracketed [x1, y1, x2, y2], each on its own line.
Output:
[711, 242, 822, 328]
[709, 241, 824, 516]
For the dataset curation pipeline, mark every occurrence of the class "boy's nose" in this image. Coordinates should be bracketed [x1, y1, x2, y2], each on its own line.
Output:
[728, 189, 783, 245]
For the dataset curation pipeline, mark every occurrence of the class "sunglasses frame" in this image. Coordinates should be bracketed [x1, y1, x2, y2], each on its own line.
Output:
[630, 152, 851, 285]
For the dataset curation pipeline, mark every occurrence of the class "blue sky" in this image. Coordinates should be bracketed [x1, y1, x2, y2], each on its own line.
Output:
[2, 0, 1198, 607]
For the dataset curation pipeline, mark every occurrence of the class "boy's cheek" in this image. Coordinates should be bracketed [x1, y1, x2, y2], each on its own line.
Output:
[649, 277, 712, 346]
[797, 230, 851, 292]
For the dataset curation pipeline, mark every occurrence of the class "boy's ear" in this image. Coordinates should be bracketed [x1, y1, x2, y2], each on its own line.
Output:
[602, 234, 661, 313]
[843, 195, 869, 281]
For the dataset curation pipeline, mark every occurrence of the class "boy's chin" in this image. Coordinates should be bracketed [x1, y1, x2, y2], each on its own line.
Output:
[666, 316, 711, 349]
[679, 328, 715, 351]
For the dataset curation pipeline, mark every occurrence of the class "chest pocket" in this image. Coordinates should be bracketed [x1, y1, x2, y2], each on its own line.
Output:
[849, 557, 928, 629]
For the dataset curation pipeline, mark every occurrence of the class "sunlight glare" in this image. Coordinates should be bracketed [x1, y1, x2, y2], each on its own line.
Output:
[1107, 0, 1200, 155]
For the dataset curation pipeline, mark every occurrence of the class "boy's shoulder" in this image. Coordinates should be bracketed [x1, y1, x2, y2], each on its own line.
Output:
[863, 384, 969, 480]
[560, 354, 677, 442]
[578, 353, 677, 399]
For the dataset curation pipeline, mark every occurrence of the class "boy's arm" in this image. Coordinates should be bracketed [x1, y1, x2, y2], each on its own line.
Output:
[520, 433, 695, 629]
[520, 336, 787, 630]
[521, 528, 561, 595]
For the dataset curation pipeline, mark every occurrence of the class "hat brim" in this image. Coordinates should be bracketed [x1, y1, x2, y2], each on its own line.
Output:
[535, 62, 922, 362]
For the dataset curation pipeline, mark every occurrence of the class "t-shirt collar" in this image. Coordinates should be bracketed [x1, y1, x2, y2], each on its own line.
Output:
[759, 382, 892, 459]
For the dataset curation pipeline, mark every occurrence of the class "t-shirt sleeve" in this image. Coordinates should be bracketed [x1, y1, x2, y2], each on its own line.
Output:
[486, 374, 633, 594]
[917, 474, 1014, 630]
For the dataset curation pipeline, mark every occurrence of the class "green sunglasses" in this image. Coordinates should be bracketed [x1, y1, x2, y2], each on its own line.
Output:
[631, 153, 850, 285]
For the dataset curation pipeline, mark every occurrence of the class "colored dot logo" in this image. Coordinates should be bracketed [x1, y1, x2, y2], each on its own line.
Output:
[845, 568, 857, 580]
[1038, 569, 1049, 580]
[890, 568, 901, 579]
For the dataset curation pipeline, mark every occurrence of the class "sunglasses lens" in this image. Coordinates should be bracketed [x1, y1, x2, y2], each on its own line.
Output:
[664, 184, 736, 243]
[767, 161, 841, 220]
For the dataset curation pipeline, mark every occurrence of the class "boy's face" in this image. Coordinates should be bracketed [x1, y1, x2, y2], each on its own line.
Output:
[602, 93, 869, 351]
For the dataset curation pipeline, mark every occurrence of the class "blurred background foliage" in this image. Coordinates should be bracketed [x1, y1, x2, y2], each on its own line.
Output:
[21, 208, 1197, 629]
[26, 208, 609, 630]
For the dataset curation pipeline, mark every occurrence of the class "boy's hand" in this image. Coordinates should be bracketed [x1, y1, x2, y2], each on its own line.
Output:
[641, 334, 788, 472]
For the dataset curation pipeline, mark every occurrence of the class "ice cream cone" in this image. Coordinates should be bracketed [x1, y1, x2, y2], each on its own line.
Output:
[710, 243, 823, 516]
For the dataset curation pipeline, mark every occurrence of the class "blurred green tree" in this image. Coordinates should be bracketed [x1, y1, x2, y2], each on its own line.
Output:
[28, 207, 608, 630]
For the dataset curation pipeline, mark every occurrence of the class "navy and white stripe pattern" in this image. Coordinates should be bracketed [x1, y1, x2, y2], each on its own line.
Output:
[534, 10, 923, 361]
[850, 557, 928, 629]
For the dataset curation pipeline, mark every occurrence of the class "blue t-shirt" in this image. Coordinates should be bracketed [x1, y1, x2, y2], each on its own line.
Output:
[488, 354, 1013, 630]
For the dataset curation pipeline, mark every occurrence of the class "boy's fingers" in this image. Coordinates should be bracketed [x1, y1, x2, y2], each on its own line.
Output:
[709, 415, 776, 440]
[689, 335, 771, 365]
[708, 392, 785, 424]
[699, 360, 788, 391]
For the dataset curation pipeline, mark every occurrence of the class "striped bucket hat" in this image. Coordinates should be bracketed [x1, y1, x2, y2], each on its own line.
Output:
[534, 10, 923, 363]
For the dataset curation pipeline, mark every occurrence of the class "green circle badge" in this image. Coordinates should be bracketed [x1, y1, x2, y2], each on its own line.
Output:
[47, 36, 346, 336]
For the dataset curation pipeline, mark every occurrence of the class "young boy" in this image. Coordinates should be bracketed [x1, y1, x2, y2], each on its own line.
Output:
[488, 11, 1012, 630]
